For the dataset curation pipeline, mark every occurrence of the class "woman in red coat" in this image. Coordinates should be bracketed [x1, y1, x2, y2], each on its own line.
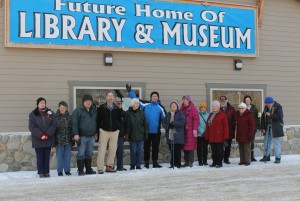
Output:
[234, 102, 255, 166]
[205, 100, 229, 168]
[180, 95, 200, 167]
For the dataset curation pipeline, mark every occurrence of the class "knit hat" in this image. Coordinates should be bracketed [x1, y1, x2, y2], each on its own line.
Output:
[150, 91, 160, 99]
[243, 95, 252, 102]
[238, 102, 247, 109]
[36, 97, 46, 106]
[199, 102, 207, 109]
[58, 101, 68, 107]
[170, 100, 179, 108]
[82, 94, 93, 103]
[182, 95, 191, 102]
[264, 96, 274, 104]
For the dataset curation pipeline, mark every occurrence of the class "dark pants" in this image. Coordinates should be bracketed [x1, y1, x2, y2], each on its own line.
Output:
[35, 147, 51, 174]
[183, 150, 194, 164]
[224, 139, 232, 161]
[168, 143, 183, 167]
[211, 143, 224, 166]
[116, 137, 124, 169]
[197, 137, 208, 164]
[144, 133, 161, 162]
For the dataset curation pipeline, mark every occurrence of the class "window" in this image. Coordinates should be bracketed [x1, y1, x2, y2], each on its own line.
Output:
[68, 81, 146, 111]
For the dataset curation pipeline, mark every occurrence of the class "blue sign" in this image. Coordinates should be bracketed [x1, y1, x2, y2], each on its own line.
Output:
[6, 0, 257, 56]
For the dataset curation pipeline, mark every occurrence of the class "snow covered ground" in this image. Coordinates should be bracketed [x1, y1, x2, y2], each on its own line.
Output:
[1, 155, 300, 201]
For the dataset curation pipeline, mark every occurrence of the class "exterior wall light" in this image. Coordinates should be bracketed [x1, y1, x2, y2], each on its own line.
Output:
[234, 59, 243, 70]
[104, 53, 113, 66]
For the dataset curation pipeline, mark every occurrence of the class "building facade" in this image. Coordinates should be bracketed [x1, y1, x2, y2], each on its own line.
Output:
[0, 0, 300, 133]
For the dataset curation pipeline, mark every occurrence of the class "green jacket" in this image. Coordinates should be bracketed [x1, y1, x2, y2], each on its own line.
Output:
[72, 104, 97, 137]
[125, 107, 148, 141]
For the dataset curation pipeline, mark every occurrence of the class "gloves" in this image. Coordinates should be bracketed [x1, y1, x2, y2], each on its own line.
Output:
[126, 84, 132, 92]
[168, 123, 175, 129]
[39, 133, 49, 140]
[193, 130, 197, 137]
[223, 141, 229, 147]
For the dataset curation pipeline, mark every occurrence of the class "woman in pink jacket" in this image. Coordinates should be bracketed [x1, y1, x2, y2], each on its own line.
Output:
[180, 95, 200, 167]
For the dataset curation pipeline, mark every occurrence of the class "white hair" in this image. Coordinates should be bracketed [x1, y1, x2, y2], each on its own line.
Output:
[131, 98, 140, 106]
[211, 100, 221, 108]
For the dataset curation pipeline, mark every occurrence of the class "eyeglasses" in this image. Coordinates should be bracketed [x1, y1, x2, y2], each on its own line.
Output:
[238, 108, 245, 110]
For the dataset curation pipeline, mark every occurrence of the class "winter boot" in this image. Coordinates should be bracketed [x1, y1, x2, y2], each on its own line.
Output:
[144, 160, 149, 169]
[251, 151, 257, 162]
[274, 158, 281, 164]
[85, 159, 96, 174]
[260, 155, 270, 162]
[77, 160, 85, 176]
[153, 160, 162, 168]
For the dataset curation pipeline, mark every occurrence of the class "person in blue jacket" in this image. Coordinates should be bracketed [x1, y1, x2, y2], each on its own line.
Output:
[163, 100, 186, 168]
[197, 102, 210, 166]
[126, 84, 166, 168]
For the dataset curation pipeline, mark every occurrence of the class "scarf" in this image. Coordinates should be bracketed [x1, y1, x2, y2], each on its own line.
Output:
[168, 113, 175, 141]
[208, 111, 219, 127]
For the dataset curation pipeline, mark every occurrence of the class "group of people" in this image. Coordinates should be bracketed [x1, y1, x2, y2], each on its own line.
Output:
[28, 84, 284, 178]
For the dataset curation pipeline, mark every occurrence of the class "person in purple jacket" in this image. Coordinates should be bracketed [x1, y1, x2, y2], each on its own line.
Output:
[180, 95, 200, 167]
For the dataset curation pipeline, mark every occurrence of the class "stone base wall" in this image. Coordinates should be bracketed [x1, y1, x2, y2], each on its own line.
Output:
[1, 127, 300, 172]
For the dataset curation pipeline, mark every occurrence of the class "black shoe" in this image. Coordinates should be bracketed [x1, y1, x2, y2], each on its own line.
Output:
[251, 151, 257, 162]
[58, 172, 63, 176]
[39, 174, 46, 178]
[44, 173, 50, 178]
[224, 159, 231, 164]
[199, 163, 203, 166]
[245, 163, 251, 166]
[188, 163, 193, 168]
[65, 172, 72, 176]
[144, 161, 149, 169]
[203, 162, 208, 166]
[98, 170, 104, 174]
[182, 162, 189, 167]
[153, 161, 162, 168]
[274, 158, 281, 164]
[260, 155, 270, 162]
[78, 171, 85, 176]
[117, 167, 127, 171]
[209, 164, 216, 168]
[238, 162, 245, 165]
[136, 166, 142, 170]
[130, 166, 135, 170]
[216, 165, 222, 168]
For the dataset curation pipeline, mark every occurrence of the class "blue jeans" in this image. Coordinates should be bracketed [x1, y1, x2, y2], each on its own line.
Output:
[130, 140, 144, 167]
[77, 136, 95, 160]
[56, 144, 72, 173]
[116, 138, 124, 169]
[264, 125, 281, 158]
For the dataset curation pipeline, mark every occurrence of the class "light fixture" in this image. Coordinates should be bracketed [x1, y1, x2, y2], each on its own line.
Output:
[234, 59, 243, 70]
[104, 53, 113, 66]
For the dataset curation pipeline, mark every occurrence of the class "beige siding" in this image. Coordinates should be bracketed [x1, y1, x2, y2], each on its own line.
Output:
[0, 0, 300, 131]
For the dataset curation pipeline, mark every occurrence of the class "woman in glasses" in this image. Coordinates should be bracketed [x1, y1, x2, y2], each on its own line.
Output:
[234, 102, 255, 166]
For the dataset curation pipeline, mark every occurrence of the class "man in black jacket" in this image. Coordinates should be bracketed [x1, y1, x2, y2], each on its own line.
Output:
[260, 96, 284, 163]
[96, 91, 122, 174]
